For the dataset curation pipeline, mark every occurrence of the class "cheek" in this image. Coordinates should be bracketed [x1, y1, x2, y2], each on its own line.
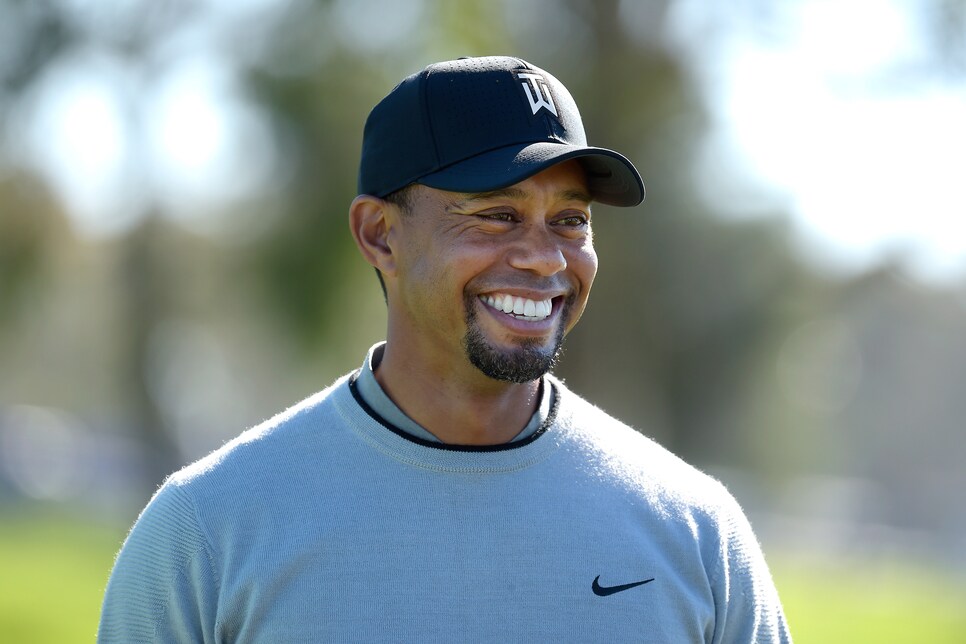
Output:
[574, 241, 598, 293]
[562, 243, 598, 333]
[399, 247, 472, 322]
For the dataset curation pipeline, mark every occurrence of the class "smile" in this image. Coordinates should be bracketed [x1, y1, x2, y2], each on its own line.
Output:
[480, 293, 553, 322]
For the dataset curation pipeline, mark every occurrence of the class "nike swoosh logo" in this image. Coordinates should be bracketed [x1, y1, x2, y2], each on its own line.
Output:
[592, 575, 655, 597]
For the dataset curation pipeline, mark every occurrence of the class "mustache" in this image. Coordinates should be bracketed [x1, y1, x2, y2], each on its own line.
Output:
[469, 276, 575, 295]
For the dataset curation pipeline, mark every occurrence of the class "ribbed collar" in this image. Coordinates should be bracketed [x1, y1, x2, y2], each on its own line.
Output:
[331, 346, 570, 473]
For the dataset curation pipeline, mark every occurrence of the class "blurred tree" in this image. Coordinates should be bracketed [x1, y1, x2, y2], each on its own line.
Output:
[0, 0, 75, 97]
[116, 216, 183, 489]
[242, 50, 376, 348]
[921, 0, 966, 77]
[536, 0, 807, 472]
[0, 173, 65, 331]
[0, 0, 200, 489]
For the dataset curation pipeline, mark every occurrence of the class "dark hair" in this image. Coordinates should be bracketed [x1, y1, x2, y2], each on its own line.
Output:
[372, 184, 416, 303]
[383, 183, 416, 213]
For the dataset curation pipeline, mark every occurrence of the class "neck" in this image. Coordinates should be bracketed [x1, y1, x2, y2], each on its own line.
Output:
[374, 340, 541, 446]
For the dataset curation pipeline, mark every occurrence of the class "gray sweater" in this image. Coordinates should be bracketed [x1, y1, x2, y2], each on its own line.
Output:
[99, 356, 791, 642]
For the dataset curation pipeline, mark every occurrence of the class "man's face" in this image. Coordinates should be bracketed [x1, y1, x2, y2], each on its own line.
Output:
[386, 160, 598, 383]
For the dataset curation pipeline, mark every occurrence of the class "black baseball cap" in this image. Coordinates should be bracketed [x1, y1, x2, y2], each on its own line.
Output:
[358, 56, 645, 207]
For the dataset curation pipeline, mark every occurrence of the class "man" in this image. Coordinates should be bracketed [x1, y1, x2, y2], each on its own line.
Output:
[99, 56, 791, 642]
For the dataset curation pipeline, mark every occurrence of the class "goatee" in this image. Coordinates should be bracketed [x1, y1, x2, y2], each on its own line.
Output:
[461, 294, 571, 383]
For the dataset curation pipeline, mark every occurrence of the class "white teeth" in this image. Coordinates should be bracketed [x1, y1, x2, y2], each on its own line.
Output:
[481, 293, 554, 321]
[502, 297, 514, 314]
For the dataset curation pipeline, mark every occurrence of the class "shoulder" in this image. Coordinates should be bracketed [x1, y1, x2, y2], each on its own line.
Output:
[105, 373, 357, 581]
[549, 375, 738, 516]
[548, 378, 745, 550]
[168, 373, 355, 491]
[548, 378, 790, 639]
[136, 372, 366, 538]
[100, 375, 359, 640]
[99, 477, 219, 641]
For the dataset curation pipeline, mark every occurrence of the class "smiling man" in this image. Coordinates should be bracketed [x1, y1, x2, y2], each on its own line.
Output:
[99, 57, 791, 643]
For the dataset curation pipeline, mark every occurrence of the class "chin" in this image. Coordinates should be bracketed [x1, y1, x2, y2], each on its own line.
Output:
[462, 328, 564, 384]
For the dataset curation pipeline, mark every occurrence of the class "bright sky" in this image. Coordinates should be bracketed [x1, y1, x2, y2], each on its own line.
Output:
[12, 0, 966, 282]
[671, 0, 966, 282]
[14, 47, 277, 238]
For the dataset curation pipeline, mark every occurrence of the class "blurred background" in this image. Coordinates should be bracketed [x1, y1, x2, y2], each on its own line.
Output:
[1, 0, 965, 641]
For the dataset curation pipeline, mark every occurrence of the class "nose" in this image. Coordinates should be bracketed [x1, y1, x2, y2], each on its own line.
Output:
[507, 224, 568, 276]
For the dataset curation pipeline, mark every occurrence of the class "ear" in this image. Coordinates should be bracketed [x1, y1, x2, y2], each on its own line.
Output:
[349, 195, 398, 278]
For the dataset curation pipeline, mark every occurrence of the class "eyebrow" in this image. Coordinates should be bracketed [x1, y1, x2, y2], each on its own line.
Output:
[451, 187, 593, 209]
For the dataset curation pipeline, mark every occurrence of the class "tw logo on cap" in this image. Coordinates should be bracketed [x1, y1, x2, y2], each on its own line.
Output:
[517, 72, 558, 117]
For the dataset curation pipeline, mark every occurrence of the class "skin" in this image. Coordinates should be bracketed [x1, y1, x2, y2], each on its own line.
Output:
[349, 160, 598, 445]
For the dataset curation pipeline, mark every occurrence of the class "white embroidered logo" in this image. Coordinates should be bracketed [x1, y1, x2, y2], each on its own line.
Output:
[518, 72, 558, 116]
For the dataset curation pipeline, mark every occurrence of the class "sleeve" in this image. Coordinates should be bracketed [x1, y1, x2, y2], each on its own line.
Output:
[710, 496, 793, 644]
[98, 483, 221, 644]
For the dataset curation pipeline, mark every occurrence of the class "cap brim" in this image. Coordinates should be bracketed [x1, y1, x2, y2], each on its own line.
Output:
[417, 141, 645, 207]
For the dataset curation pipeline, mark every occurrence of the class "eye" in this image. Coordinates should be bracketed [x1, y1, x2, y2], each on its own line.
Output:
[477, 211, 516, 222]
[554, 212, 590, 227]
